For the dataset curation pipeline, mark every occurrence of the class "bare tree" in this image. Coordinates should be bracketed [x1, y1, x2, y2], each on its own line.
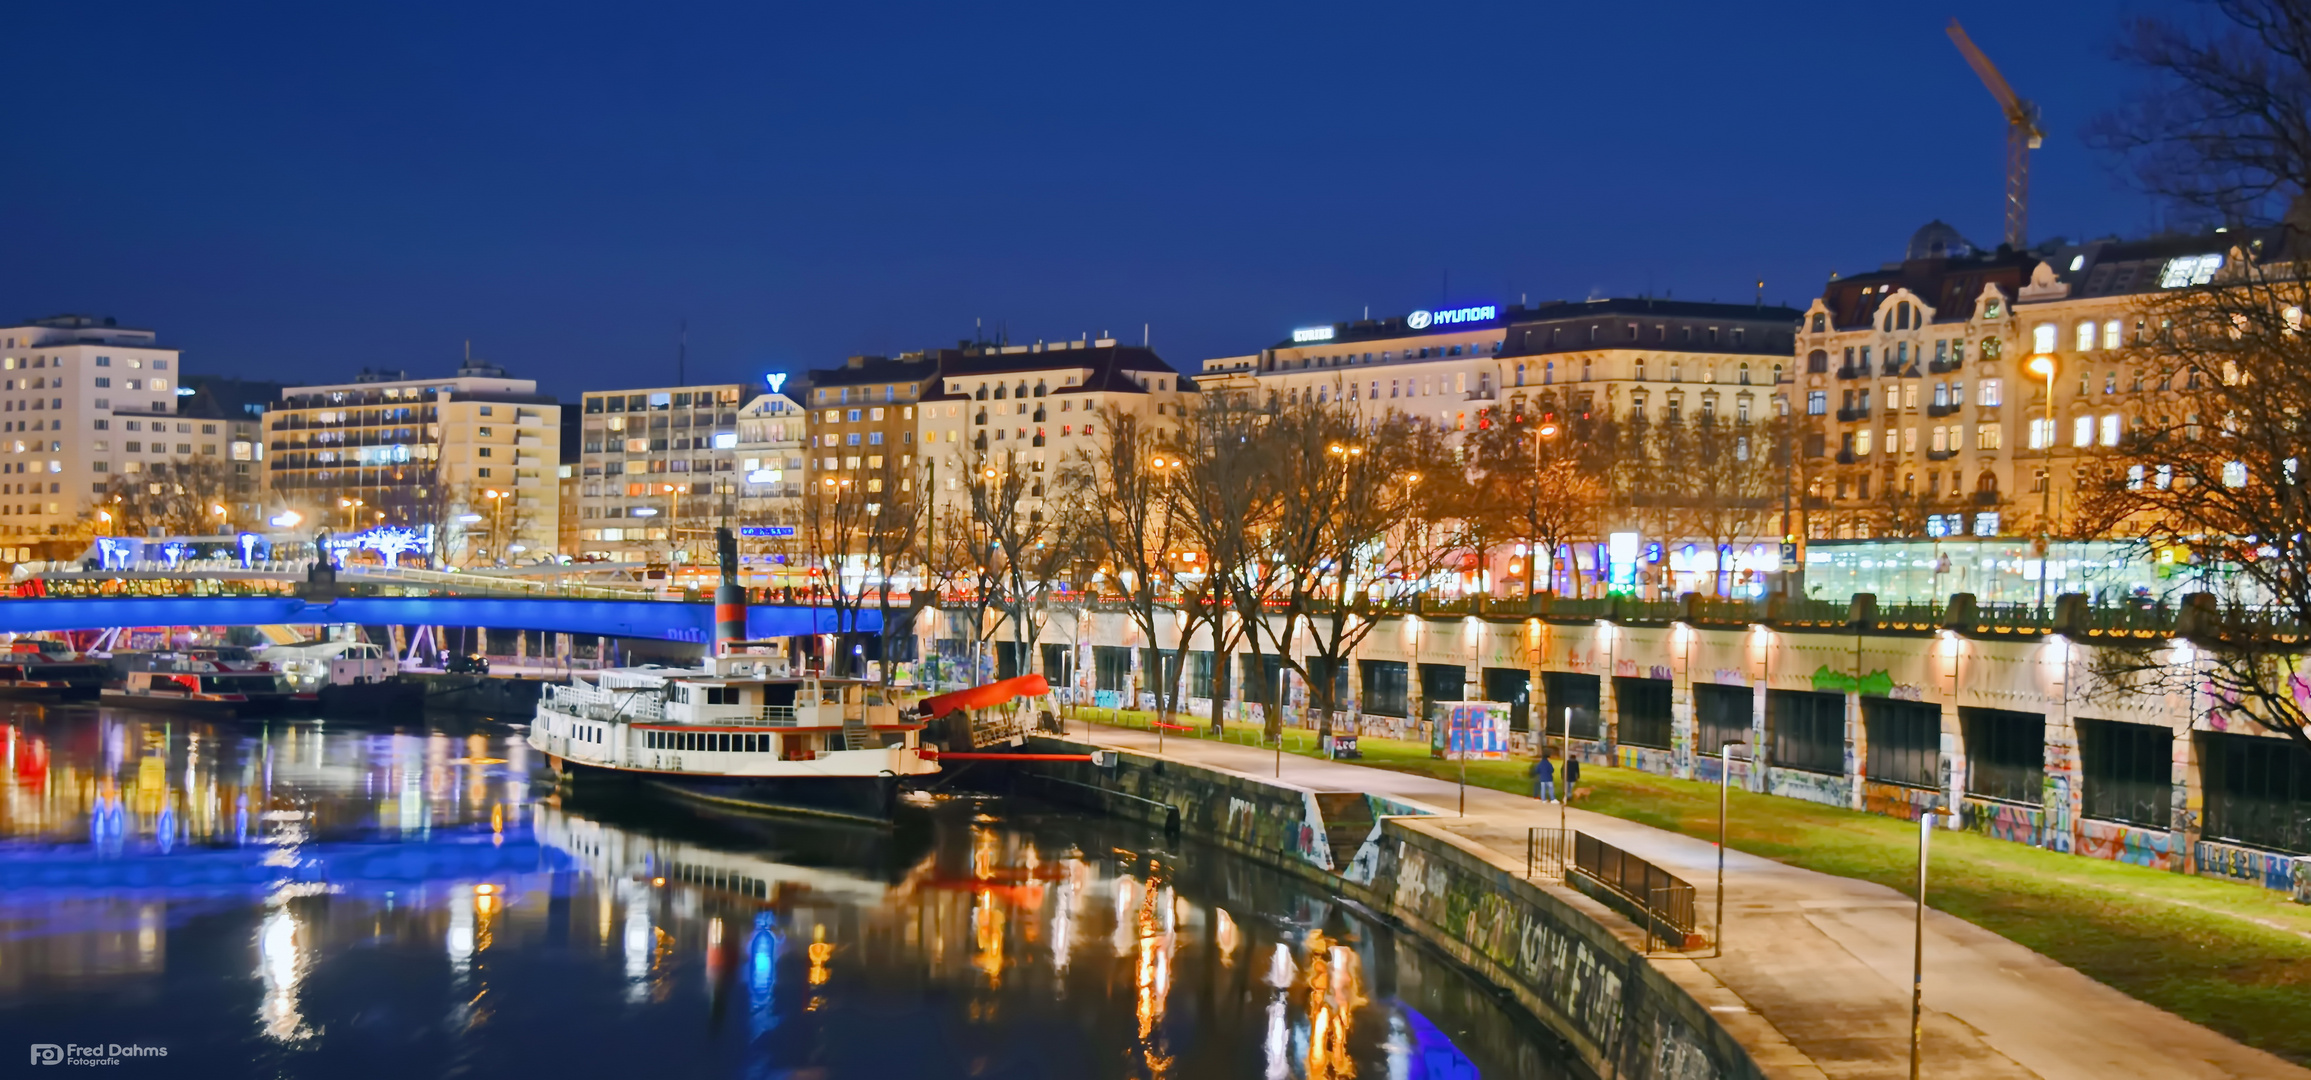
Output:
[1679, 415, 1788, 595]
[1059, 408, 1204, 726]
[2076, 258, 2311, 752]
[2090, 1, 2311, 229]
[86, 458, 241, 539]
[955, 447, 1076, 690]
[1174, 395, 1283, 736]
[803, 459, 915, 677]
[2072, 0, 2311, 753]
[1464, 414, 1606, 599]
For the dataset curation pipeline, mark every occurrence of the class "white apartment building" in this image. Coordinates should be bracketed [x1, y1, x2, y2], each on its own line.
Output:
[0, 315, 187, 562]
[1205, 300, 1802, 439]
[572, 382, 749, 563]
[919, 341, 1196, 526]
[266, 358, 561, 565]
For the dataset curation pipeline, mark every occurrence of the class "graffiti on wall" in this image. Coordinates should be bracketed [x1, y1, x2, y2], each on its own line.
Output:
[1766, 768, 1848, 809]
[1616, 744, 1674, 775]
[1860, 781, 1939, 822]
[2195, 839, 2299, 892]
[1216, 788, 1329, 871]
[1809, 665, 1893, 697]
[1960, 798, 2046, 847]
[2075, 819, 2173, 871]
[1391, 845, 1629, 1062]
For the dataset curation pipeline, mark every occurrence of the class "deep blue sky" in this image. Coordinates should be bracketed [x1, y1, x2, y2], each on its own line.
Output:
[2, 1, 2166, 399]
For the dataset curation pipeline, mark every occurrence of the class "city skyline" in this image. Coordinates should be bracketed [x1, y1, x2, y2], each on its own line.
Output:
[1, 1, 2165, 400]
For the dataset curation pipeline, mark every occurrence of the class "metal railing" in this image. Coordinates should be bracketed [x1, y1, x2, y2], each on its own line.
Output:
[1526, 827, 1573, 880]
[1572, 831, 1698, 952]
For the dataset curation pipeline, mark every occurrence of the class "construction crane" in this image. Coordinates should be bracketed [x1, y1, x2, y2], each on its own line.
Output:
[1947, 18, 2043, 251]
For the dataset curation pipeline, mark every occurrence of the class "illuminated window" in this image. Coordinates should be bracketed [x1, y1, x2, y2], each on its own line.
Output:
[1979, 379, 2001, 406]
[1977, 423, 2000, 450]
[2100, 414, 2121, 446]
[2076, 322, 2097, 351]
[2102, 320, 2123, 349]
[2032, 323, 2057, 354]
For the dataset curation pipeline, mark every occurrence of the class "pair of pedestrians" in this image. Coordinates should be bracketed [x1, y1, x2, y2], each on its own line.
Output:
[1529, 750, 1579, 803]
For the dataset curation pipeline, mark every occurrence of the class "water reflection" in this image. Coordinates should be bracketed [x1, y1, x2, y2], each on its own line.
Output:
[0, 702, 1569, 1079]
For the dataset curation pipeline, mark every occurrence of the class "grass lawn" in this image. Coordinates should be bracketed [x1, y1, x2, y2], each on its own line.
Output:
[1082, 708, 2311, 1064]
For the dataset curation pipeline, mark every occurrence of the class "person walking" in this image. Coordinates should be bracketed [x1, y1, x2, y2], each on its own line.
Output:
[1529, 751, 1556, 803]
[1563, 753, 1582, 803]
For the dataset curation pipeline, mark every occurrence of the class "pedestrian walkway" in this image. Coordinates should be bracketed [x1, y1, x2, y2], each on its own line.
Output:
[1074, 719, 2305, 1080]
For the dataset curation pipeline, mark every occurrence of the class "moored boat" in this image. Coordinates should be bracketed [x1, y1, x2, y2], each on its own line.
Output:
[100, 668, 307, 718]
[0, 642, 107, 702]
[529, 658, 939, 823]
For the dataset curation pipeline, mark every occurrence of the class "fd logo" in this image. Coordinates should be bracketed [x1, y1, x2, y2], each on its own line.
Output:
[30, 1045, 62, 1065]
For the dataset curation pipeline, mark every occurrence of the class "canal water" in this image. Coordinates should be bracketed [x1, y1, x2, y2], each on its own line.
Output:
[0, 705, 1575, 1079]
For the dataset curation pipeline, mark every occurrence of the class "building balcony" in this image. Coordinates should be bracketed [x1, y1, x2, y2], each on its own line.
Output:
[1836, 406, 1871, 422]
[1835, 449, 1858, 465]
[1927, 449, 1956, 461]
[1926, 401, 1961, 417]
[1973, 491, 2000, 506]
[1836, 365, 1867, 380]
[1928, 357, 1962, 374]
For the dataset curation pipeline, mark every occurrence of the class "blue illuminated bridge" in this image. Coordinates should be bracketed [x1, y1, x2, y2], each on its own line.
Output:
[0, 597, 876, 641]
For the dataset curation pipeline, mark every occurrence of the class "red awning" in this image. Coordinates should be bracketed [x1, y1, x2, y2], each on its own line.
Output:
[917, 674, 1051, 720]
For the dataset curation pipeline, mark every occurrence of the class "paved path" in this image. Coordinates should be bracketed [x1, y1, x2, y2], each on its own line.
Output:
[1072, 720, 2304, 1080]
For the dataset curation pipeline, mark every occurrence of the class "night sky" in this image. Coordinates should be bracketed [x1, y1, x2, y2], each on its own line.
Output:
[3, 1, 2166, 398]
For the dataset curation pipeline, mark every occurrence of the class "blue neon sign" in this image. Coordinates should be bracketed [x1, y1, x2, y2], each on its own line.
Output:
[1405, 304, 1497, 330]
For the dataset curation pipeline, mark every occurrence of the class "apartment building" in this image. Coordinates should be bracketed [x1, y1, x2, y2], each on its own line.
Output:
[178, 375, 280, 529]
[571, 382, 748, 564]
[920, 340, 1195, 524]
[265, 357, 561, 565]
[0, 315, 185, 563]
[1206, 298, 1801, 435]
[800, 353, 938, 503]
[733, 382, 808, 584]
[1794, 221, 2255, 541]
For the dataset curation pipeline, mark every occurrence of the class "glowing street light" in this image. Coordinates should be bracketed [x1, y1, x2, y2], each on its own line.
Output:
[269, 510, 301, 528]
[2026, 354, 2058, 609]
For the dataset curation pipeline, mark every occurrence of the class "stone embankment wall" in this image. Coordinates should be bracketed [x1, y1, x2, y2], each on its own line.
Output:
[1009, 738, 1781, 1080]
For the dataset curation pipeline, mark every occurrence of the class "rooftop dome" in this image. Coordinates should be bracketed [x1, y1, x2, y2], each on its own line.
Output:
[1907, 220, 1977, 261]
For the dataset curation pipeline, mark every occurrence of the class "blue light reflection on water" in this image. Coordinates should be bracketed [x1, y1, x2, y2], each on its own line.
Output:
[0, 705, 1571, 1079]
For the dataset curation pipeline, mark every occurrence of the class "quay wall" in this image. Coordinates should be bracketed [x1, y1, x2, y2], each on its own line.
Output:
[1009, 737, 1789, 1080]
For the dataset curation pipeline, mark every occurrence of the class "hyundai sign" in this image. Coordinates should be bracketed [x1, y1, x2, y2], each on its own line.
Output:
[1404, 304, 1497, 330]
[1291, 326, 1335, 343]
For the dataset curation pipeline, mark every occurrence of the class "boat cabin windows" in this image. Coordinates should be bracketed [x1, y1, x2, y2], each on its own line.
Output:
[670, 683, 746, 705]
[649, 729, 773, 753]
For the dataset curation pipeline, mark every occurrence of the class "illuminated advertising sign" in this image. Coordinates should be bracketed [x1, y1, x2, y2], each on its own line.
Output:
[739, 526, 797, 538]
[1404, 304, 1498, 331]
[763, 373, 790, 394]
[1291, 326, 1336, 343]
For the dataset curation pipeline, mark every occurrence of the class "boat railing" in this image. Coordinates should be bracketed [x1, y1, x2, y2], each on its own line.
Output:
[759, 704, 798, 726]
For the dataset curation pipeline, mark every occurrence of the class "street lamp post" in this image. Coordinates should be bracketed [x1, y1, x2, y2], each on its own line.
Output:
[338, 498, 363, 532]
[1529, 421, 1560, 601]
[483, 488, 508, 567]
[1716, 739, 1749, 957]
[2027, 354, 2057, 611]
[1910, 810, 1935, 1079]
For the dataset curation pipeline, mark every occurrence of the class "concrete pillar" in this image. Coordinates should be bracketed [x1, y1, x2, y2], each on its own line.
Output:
[1670, 624, 1694, 780]
[1596, 620, 1619, 759]
[1405, 618, 1425, 744]
[1848, 688, 1870, 812]
[2176, 671, 2202, 874]
[1751, 680, 1770, 795]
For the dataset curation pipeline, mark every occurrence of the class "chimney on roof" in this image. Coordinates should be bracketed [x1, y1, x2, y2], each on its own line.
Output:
[847, 355, 866, 369]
